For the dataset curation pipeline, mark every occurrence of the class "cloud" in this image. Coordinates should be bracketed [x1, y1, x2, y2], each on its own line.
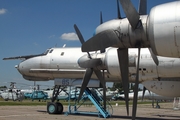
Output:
[0, 8, 7, 15]
[49, 35, 55, 38]
[60, 32, 79, 41]
[33, 42, 38, 46]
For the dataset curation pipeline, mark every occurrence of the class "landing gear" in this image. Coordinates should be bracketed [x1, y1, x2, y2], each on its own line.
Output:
[56, 102, 63, 114]
[47, 85, 64, 114]
[47, 102, 63, 114]
[47, 102, 57, 114]
[155, 100, 160, 109]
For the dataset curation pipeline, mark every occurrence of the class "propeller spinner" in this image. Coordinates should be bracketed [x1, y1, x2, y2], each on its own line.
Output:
[74, 24, 107, 111]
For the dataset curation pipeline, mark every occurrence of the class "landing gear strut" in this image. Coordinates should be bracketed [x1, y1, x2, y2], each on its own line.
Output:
[47, 85, 64, 114]
[155, 100, 160, 109]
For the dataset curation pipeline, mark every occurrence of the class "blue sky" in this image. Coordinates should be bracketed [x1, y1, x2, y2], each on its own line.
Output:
[0, 0, 173, 89]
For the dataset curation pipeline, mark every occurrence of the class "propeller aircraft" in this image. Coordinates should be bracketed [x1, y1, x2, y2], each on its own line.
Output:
[3, 0, 180, 119]
[3, 46, 180, 116]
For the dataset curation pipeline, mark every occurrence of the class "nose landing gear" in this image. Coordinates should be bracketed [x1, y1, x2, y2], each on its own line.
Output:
[47, 85, 64, 114]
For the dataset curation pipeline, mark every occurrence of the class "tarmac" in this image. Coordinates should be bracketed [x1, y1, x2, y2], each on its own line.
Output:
[0, 102, 180, 120]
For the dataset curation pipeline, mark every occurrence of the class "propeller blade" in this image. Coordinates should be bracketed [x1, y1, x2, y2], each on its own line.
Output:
[148, 48, 159, 66]
[117, 0, 121, 19]
[78, 58, 102, 68]
[78, 68, 93, 101]
[82, 29, 120, 52]
[74, 24, 85, 44]
[94, 69, 106, 89]
[100, 11, 103, 24]
[99, 11, 106, 53]
[74, 24, 92, 58]
[94, 69, 106, 110]
[138, 0, 147, 15]
[117, 48, 129, 116]
[119, 0, 140, 29]
[132, 48, 141, 120]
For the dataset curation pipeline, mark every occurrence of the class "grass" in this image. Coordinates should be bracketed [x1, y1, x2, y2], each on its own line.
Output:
[0, 97, 153, 106]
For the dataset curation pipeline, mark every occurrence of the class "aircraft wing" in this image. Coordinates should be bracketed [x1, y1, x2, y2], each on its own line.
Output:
[3, 54, 45, 60]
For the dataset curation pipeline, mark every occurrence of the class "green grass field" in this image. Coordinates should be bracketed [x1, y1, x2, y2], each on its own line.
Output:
[0, 97, 153, 106]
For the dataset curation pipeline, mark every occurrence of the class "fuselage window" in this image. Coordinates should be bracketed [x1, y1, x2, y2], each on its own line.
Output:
[61, 52, 64, 56]
[43, 49, 50, 55]
[49, 49, 54, 53]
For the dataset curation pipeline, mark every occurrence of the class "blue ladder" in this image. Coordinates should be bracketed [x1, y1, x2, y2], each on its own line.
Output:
[84, 88, 110, 118]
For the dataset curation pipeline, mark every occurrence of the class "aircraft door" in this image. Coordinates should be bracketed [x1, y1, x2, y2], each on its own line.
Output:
[49, 49, 63, 69]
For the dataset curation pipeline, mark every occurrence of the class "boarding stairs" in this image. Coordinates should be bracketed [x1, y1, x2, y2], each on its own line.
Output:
[84, 88, 112, 118]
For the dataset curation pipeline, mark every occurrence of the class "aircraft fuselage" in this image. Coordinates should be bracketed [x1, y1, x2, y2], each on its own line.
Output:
[15, 47, 180, 83]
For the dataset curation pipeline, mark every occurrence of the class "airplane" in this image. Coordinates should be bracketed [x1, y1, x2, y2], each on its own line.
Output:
[3, 0, 180, 118]
[74, 0, 180, 119]
[95, 88, 118, 100]
[1, 82, 24, 101]
[113, 88, 176, 109]
[3, 46, 180, 114]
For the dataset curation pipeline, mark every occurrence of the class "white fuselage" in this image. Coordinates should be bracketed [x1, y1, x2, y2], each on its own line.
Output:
[13, 47, 180, 97]
[16, 47, 180, 82]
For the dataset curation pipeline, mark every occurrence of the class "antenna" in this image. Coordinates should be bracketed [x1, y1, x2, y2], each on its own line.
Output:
[63, 44, 66, 48]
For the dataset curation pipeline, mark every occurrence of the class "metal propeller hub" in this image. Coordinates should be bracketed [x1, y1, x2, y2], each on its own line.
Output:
[78, 54, 102, 68]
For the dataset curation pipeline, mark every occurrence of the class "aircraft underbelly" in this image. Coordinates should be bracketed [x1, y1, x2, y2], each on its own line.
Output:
[142, 80, 180, 97]
[157, 58, 180, 78]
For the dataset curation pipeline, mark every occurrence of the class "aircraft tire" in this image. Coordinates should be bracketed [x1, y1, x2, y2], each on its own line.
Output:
[56, 102, 63, 114]
[156, 105, 160, 109]
[47, 102, 58, 114]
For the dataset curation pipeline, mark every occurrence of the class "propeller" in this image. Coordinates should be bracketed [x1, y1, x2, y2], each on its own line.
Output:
[119, 0, 141, 29]
[132, 47, 141, 120]
[81, 0, 154, 119]
[117, 0, 121, 19]
[137, 0, 159, 66]
[117, 48, 129, 116]
[79, 0, 160, 119]
[100, 11, 103, 24]
[74, 24, 107, 110]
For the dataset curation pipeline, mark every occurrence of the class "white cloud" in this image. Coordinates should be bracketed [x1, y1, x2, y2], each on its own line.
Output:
[0, 8, 7, 15]
[33, 42, 38, 46]
[49, 35, 55, 38]
[60, 32, 79, 41]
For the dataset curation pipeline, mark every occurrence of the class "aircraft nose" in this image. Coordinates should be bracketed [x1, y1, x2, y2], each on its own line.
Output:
[15, 65, 18, 69]
[15, 63, 23, 74]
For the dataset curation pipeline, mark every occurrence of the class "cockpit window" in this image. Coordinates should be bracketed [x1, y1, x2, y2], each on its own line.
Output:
[61, 52, 64, 56]
[43, 49, 50, 55]
[49, 49, 54, 53]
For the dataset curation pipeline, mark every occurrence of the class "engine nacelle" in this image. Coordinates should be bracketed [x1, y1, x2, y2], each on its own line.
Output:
[142, 79, 180, 97]
[148, 1, 180, 57]
[104, 48, 136, 77]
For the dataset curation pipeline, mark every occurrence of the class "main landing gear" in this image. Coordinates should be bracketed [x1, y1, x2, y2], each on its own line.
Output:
[47, 102, 63, 114]
[47, 85, 64, 114]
